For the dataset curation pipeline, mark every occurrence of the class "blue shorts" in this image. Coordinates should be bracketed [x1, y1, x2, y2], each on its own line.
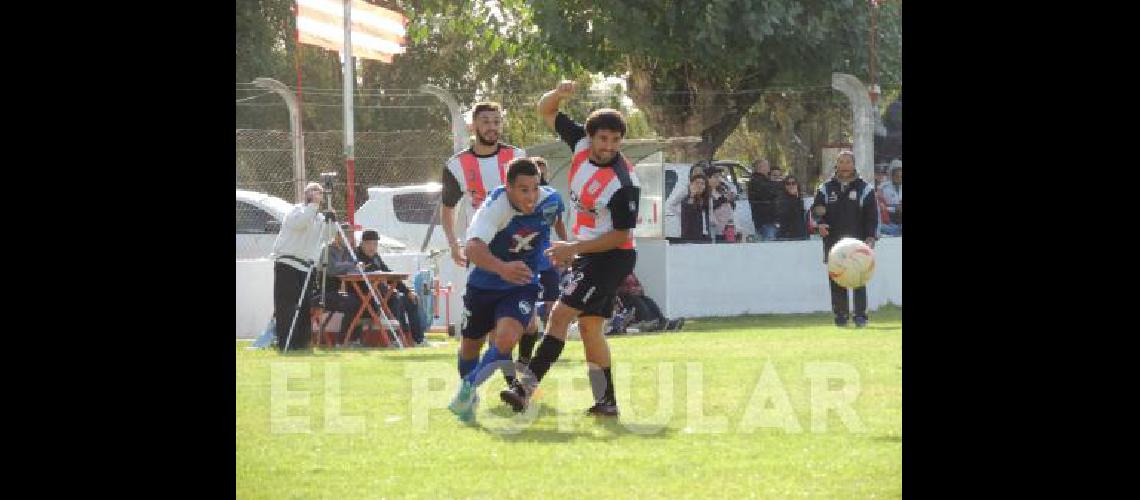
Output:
[461, 284, 539, 340]
[536, 268, 561, 302]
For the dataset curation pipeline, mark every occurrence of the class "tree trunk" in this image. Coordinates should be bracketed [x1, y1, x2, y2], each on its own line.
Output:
[626, 61, 774, 161]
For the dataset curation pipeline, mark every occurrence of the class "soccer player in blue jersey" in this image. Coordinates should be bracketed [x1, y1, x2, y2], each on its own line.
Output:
[448, 158, 565, 423]
[511, 157, 567, 372]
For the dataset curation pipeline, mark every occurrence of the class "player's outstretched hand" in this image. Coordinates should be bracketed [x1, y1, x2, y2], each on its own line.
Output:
[545, 241, 578, 268]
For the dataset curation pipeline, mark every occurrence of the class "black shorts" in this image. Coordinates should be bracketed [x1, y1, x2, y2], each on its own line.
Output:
[537, 267, 561, 302]
[558, 249, 636, 318]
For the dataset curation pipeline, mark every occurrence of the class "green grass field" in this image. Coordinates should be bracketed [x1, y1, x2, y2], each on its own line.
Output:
[237, 306, 901, 499]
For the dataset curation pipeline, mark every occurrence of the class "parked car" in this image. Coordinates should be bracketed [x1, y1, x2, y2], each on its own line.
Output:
[355, 184, 445, 253]
[238, 189, 406, 260]
[236, 189, 291, 260]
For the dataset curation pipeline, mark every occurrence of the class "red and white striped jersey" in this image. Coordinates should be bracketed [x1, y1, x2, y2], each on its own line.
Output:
[566, 135, 640, 250]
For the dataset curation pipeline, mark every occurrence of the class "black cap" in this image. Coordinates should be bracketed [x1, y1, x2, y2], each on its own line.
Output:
[361, 229, 380, 242]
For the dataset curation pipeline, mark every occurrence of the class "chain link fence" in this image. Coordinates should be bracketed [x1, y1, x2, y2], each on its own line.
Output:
[236, 83, 901, 258]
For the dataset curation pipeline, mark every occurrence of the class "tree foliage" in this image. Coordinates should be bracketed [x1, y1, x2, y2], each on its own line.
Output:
[237, 0, 901, 165]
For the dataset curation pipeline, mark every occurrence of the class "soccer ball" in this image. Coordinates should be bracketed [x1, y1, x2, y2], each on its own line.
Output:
[827, 238, 876, 289]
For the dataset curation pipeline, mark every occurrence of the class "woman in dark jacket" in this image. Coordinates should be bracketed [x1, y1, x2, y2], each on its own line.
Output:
[776, 175, 808, 240]
[679, 172, 711, 243]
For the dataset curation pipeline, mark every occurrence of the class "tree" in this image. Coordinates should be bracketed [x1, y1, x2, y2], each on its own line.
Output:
[236, 0, 294, 130]
[527, 0, 901, 159]
[238, 0, 899, 179]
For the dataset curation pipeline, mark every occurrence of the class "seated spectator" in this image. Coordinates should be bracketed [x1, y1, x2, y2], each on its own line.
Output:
[610, 273, 684, 333]
[873, 164, 890, 189]
[875, 182, 900, 238]
[666, 168, 712, 243]
[707, 166, 737, 242]
[878, 160, 902, 236]
[317, 224, 363, 344]
[664, 161, 707, 215]
[665, 161, 706, 243]
[776, 175, 809, 240]
[355, 229, 427, 346]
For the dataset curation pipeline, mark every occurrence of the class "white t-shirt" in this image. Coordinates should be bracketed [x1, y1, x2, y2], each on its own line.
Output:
[271, 202, 324, 271]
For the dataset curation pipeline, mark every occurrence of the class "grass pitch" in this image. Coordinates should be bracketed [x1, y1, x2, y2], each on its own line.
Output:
[237, 306, 901, 498]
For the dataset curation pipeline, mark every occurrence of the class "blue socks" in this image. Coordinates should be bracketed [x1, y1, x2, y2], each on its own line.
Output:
[458, 353, 478, 379]
[463, 343, 512, 387]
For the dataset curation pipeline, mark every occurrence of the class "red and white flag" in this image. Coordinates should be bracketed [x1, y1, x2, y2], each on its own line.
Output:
[296, 0, 408, 63]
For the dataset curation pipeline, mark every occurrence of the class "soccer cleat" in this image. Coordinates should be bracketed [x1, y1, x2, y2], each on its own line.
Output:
[448, 380, 479, 422]
[585, 401, 620, 417]
[499, 380, 533, 413]
[834, 315, 849, 327]
[853, 315, 868, 328]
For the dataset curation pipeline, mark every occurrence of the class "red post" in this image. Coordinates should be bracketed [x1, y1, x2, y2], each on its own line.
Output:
[445, 283, 452, 334]
[346, 157, 355, 226]
[432, 277, 440, 318]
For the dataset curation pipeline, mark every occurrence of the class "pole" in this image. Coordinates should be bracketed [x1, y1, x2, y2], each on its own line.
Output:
[416, 85, 465, 252]
[294, 1, 306, 200]
[252, 78, 305, 203]
[343, 0, 356, 227]
[418, 84, 468, 154]
[831, 73, 875, 182]
[869, 0, 878, 108]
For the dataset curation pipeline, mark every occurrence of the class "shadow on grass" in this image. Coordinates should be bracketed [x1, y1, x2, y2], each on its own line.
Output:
[272, 345, 457, 360]
[390, 351, 459, 361]
[681, 305, 902, 333]
[873, 434, 902, 443]
[473, 404, 678, 443]
[860, 325, 901, 331]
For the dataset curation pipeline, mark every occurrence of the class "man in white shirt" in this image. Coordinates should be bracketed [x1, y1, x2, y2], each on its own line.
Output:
[271, 182, 329, 352]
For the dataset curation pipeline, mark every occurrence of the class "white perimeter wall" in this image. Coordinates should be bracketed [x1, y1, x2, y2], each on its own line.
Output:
[633, 237, 901, 318]
[238, 239, 902, 337]
[237, 259, 275, 338]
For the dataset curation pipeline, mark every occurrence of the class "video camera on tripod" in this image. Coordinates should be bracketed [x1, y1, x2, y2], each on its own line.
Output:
[320, 171, 338, 191]
[320, 172, 338, 222]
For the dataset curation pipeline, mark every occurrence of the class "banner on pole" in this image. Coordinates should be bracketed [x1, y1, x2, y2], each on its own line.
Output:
[296, 0, 408, 63]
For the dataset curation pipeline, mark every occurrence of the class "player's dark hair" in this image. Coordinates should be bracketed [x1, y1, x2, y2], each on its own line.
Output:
[506, 158, 539, 184]
[585, 108, 627, 137]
